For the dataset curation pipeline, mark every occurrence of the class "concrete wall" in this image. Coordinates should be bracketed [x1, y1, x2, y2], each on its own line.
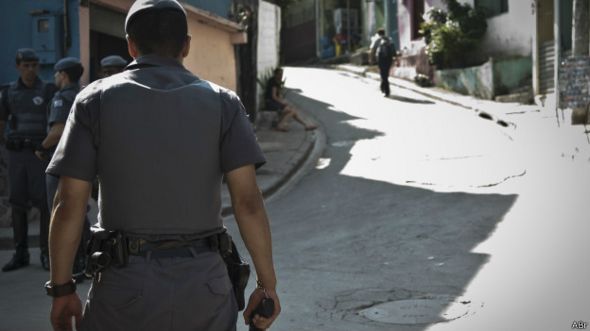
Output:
[185, 17, 238, 91]
[0, 0, 81, 84]
[479, 0, 534, 57]
[257, 2, 281, 76]
[493, 56, 532, 94]
[434, 58, 495, 99]
[257, 1, 281, 109]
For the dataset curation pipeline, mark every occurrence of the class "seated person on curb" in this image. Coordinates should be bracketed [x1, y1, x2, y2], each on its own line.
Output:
[265, 68, 317, 132]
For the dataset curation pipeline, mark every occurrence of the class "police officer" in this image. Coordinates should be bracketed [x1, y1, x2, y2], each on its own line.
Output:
[46, 1, 280, 331]
[99, 55, 127, 77]
[0, 48, 55, 272]
[39, 57, 90, 282]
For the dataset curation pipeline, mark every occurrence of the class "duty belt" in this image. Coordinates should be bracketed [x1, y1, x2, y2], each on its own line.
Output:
[127, 237, 216, 258]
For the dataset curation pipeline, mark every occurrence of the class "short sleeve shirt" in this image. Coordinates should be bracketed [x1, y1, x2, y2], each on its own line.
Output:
[48, 84, 79, 128]
[47, 70, 265, 181]
[46, 55, 266, 235]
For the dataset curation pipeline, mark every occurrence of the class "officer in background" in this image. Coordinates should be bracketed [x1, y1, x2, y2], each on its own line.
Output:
[46, 1, 281, 331]
[38, 57, 90, 282]
[0, 49, 55, 271]
[99, 55, 127, 77]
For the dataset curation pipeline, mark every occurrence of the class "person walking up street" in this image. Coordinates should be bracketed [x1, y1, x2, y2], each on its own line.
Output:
[45, 1, 281, 330]
[38, 57, 90, 282]
[370, 28, 395, 97]
[0, 48, 56, 272]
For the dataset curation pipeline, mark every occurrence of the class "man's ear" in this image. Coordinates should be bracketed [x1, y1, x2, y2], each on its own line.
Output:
[127, 35, 139, 59]
[181, 35, 191, 58]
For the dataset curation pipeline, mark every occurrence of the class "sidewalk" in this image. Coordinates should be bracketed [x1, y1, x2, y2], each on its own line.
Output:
[336, 63, 590, 163]
[0, 110, 318, 250]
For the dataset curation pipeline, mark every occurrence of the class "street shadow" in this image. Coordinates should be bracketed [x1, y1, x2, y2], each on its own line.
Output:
[387, 94, 435, 104]
[227, 88, 517, 330]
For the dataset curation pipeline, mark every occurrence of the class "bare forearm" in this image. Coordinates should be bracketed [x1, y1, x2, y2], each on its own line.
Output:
[49, 178, 91, 285]
[43, 124, 64, 149]
[234, 195, 277, 290]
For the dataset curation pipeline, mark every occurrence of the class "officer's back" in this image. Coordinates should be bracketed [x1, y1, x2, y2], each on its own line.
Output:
[95, 56, 228, 234]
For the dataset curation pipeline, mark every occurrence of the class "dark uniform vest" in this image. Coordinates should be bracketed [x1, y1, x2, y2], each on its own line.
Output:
[5, 79, 54, 140]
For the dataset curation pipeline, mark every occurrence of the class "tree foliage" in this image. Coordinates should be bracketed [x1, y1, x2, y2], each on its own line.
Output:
[419, 0, 487, 69]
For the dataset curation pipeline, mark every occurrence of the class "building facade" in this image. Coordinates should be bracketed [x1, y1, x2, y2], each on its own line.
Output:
[0, 0, 245, 91]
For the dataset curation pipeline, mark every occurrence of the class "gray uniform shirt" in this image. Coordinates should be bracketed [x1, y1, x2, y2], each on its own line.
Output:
[47, 55, 265, 238]
[47, 83, 79, 156]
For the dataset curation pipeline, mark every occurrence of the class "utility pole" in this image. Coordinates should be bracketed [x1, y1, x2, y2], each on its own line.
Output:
[554, 0, 561, 125]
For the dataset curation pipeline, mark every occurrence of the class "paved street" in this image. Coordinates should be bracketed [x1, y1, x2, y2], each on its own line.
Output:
[231, 67, 590, 330]
[1, 66, 589, 331]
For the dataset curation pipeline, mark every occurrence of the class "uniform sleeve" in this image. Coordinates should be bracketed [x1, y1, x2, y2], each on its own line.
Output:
[46, 92, 98, 182]
[48, 93, 72, 126]
[220, 91, 266, 173]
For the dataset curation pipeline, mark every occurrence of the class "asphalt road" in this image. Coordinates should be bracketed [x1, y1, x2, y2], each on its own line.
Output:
[0, 67, 588, 331]
[229, 67, 590, 331]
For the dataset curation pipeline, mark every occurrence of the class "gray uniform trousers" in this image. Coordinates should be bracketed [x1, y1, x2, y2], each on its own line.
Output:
[80, 249, 238, 331]
[7, 150, 49, 253]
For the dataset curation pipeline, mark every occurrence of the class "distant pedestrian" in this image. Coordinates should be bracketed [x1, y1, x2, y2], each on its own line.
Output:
[265, 67, 317, 132]
[39, 57, 90, 282]
[370, 28, 396, 97]
[45, 1, 280, 331]
[99, 55, 127, 77]
[0, 49, 55, 272]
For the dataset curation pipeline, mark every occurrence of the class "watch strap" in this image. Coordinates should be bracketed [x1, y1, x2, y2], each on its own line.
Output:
[45, 279, 76, 297]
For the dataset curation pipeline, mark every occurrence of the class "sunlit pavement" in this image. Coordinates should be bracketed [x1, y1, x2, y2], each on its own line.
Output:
[0, 66, 588, 331]
[259, 67, 589, 330]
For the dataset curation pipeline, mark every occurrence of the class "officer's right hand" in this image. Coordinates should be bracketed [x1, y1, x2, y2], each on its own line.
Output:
[244, 287, 281, 330]
[50, 293, 82, 331]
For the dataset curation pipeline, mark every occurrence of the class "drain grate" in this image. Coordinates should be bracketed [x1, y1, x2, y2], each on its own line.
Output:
[360, 296, 474, 325]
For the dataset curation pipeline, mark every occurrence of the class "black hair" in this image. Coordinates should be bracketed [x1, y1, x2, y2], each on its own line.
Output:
[377, 28, 385, 36]
[61, 66, 84, 83]
[127, 9, 188, 57]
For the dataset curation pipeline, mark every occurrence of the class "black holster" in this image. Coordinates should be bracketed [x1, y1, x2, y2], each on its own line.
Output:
[215, 232, 251, 311]
[84, 227, 129, 277]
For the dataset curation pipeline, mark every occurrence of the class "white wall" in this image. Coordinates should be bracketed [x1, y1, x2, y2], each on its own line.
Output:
[479, 0, 534, 57]
[257, 1, 281, 109]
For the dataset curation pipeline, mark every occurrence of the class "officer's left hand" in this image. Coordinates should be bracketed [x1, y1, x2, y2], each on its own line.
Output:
[50, 293, 82, 331]
[243, 287, 281, 330]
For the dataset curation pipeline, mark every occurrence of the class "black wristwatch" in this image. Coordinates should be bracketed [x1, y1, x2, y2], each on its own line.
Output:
[45, 279, 76, 297]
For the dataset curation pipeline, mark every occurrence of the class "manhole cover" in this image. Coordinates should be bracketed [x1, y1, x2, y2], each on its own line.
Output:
[360, 297, 473, 325]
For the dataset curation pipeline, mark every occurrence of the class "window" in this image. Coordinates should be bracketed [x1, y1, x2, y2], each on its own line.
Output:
[474, 0, 509, 18]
